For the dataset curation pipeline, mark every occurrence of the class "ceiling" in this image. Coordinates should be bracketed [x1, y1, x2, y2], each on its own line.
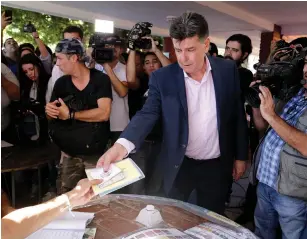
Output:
[2, 1, 307, 56]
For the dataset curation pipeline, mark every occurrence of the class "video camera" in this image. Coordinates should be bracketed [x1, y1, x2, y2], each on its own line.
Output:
[89, 34, 123, 64]
[127, 22, 153, 50]
[245, 44, 307, 108]
[23, 22, 36, 33]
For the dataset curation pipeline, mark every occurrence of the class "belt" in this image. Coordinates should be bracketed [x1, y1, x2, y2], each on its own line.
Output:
[184, 155, 220, 162]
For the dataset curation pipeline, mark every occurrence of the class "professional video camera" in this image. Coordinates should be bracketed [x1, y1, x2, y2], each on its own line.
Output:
[127, 22, 153, 50]
[245, 44, 307, 108]
[89, 34, 123, 64]
[23, 22, 36, 33]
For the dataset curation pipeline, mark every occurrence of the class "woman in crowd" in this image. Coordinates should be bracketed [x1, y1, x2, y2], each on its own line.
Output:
[18, 53, 50, 143]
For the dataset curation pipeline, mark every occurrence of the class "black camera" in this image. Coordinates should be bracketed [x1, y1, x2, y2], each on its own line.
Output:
[127, 22, 153, 50]
[245, 46, 307, 108]
[89, 34, 122, 64]
[23, 22, 36, 33]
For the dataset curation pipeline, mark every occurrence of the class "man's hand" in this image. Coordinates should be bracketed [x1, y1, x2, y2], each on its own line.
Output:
[1, 12, 11, 30]
[96, 143, 128, 171]
[102, 62, 112, 72]
[57, 98, 70, 120]
[142, 37, 158, 53]
[259, 86, 277, 122]
[233, 160, 246, 181]
[45, 101, 59, 119]
[65, 178, 103, 208]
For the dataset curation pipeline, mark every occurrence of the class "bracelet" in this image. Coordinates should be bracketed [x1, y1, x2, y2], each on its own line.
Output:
[62, 194, 75, 217]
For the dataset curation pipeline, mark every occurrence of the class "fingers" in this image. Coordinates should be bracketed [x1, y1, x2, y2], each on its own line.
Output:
[90, 179, 103, 185]
[58, 98, 65, 105]
[103, 155, 112, 172]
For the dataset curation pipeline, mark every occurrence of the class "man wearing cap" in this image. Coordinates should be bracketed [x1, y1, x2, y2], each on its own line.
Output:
[45, 38, 113, 193]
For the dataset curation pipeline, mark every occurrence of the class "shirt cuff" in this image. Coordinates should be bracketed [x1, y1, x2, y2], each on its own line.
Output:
[116, 138, 135, 156]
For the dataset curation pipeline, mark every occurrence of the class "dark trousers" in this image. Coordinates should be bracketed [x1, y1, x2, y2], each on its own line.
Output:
[168, 156, 232, 215]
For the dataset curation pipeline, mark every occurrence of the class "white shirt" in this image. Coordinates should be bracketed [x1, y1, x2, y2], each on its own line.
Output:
[45, 65, 64, 103]
[95, 62, 129, 132]
[1, 63, 20, 132]
[117, 57, 220, 160]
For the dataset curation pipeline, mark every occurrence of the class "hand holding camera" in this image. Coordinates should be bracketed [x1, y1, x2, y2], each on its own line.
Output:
[2, 11, 12, 30]
[127, 22, 153, 50]
[23, 22, 36, 33]
[46, 99, 69, 120]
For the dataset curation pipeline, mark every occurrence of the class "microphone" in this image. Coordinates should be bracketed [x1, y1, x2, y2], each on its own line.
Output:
[301, 79, 307, 85]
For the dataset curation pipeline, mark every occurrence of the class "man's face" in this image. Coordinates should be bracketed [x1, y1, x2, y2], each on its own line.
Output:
[224, 41, 247, 65]
[303, 56, 307, 89]
[63, 32, 82, 41]
[143, 54, 161, 76]
[4, 38, 18, 53]
[172, 35, 209, 74]
[55, 53, 76, 74]
[135, 54, 143, 76]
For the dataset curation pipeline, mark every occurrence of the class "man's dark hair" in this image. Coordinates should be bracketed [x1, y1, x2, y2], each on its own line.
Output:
[35, 45, 53, 57]
[63, 25, 84, 40]
[169, 12, 209, 41]
[209, 42, 218, 56]
[226, 34, 252, 56]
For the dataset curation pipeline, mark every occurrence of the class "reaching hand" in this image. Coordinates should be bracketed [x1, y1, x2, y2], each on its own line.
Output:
[96, 143, 128, 171]
[1, 12, 11, 30]
[65, 178, 103, 208]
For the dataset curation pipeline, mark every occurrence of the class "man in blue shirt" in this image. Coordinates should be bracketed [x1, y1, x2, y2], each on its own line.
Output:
[253, 54, 307, 239]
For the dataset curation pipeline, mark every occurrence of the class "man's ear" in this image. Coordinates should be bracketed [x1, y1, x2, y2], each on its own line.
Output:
[242, 52, 249, 61]
[204, 37, 210, 53]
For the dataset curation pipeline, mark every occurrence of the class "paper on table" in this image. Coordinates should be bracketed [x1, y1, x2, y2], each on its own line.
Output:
[26, 212, 95, 239]
[1, 140, 13, 148]
[86, 158, 145, 196]
[26, 229, 85, 239]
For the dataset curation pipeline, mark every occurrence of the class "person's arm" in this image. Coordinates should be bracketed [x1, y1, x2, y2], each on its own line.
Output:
[32, 32, 49, 59]
[103, 63, 128, 97]
[259, 86, 307, 157]
[126, 50, 140, 90]
[144, 37, 171, 67]
[1, 12, 11, 47]
[1, 179, 102, 239]
[252, 107, 269, 132]
[1, 74, 20, 100]
[97, 71, 162, 170]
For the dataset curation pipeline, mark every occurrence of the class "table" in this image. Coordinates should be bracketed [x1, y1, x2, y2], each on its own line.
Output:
[75, 194, 257, 239]
[1, 143, 59, 207]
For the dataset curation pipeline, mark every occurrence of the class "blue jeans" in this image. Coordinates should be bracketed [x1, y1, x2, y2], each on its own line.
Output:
[254, 182, 307, 239]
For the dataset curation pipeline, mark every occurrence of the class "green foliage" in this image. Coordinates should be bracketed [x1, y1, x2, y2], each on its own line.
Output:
[1, 6, 164, 50]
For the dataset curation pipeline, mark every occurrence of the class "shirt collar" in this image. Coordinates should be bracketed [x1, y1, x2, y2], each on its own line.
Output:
[183, 55, 212, 79]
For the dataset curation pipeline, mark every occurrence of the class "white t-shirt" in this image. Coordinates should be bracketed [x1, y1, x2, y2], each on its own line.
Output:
[45, 65, 64, 103]
[1, 63, 20, 132]
[95, 62, 129, 132]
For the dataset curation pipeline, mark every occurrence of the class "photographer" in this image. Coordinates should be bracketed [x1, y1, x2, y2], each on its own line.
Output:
[125, 36, 171, 194]
[93, 35, 130, 144]
[250, 51, 307, 239]
[46, 38, 112, 193]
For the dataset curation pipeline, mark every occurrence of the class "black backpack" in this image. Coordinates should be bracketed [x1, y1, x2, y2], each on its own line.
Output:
[48, 82, 110, 156]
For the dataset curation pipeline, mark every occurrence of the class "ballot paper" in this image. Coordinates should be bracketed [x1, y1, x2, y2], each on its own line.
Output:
[86, 158, 145, 196]
[26, 212, 94, 239]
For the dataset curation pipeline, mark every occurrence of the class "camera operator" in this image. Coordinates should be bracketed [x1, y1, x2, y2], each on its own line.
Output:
[45, 26, 84, 103]
[249, 51, 307, 239]
[46, 38, 112, 193]
[93, 35, 130, 144]
[124, 36, 171, 194]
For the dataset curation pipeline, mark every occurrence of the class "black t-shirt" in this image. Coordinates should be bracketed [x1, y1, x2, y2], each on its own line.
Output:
[50, 69, 112, 154]
[238, 67, 253, 103]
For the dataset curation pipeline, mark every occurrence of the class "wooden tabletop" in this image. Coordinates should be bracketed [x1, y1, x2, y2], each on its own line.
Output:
[1, 143, 59, 172]
[76, 195, 208, 239]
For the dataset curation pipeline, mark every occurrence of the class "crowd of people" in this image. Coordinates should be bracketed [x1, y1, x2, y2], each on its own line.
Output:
[1, 9, 307, 239]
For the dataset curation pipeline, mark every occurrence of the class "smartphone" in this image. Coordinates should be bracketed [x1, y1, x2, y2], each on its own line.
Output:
[4, 10, 13, 23]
